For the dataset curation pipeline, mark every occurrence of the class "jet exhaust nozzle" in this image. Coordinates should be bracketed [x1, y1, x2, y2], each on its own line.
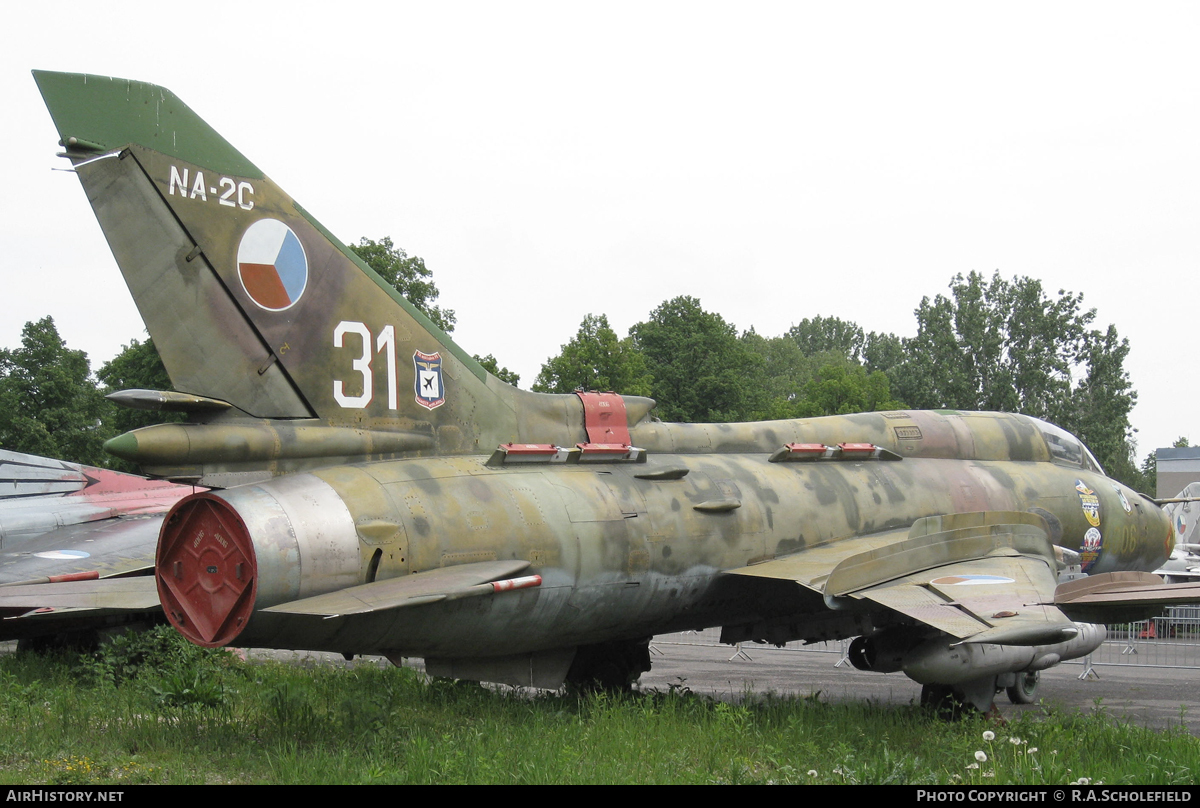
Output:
[156, 474, 359, 647]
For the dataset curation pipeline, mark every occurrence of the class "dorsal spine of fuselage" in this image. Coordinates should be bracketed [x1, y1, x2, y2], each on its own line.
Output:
[33, 70, 598, 455]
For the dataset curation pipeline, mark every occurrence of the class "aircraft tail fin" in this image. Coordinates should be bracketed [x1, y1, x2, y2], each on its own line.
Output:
[34, 71, 577, 467]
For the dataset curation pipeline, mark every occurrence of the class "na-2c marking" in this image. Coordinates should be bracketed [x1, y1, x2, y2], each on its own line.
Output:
[168, 165, 254, 210]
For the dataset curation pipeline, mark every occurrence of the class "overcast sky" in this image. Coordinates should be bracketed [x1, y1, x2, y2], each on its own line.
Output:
[2, 2, 1197, 459]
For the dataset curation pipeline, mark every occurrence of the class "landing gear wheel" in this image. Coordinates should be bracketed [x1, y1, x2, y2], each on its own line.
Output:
[565, 638, 652, 694]
[1006, 671, 1040, 704]
[920, 684, 976, 720]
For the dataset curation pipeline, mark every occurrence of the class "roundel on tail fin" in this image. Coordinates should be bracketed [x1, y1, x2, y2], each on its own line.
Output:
[237, 219, 308, 311]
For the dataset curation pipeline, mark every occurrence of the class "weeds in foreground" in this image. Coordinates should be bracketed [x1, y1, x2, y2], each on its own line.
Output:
[0, 634, 1195, 785]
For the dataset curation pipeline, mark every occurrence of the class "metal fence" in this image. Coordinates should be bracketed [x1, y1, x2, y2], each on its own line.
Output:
[1091, 608, 1200, 670]
[653, 610, 1200, 672]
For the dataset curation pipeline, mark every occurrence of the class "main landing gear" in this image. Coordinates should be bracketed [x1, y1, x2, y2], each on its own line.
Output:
[565, 637, 652, 693]
[920, 670, 1041, 718]
[1004, 670, 1040, 704]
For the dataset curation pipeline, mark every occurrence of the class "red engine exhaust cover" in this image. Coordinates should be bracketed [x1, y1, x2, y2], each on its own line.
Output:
[156, 493, 258, 647]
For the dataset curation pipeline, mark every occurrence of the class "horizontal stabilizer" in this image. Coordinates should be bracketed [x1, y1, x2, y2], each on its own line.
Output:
[264, 559, 534, 617]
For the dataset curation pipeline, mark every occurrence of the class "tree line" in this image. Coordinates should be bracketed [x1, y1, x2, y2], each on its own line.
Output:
[531, 269, 1146, 490]
[0, 239, 1150, 490]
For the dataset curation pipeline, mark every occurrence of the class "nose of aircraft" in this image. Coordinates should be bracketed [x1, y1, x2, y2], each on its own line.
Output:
[1060, 479, 1172, 576]
[1129, 491, 1174, 572]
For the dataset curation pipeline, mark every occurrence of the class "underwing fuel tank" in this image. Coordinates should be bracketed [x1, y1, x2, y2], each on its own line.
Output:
[848, 623, 1107, 685]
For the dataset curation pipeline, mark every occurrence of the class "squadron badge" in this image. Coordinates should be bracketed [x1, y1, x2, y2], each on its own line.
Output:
[1080, 527, 1103, 572]
[413, 350, 446, 410]
[1076, 479, 1100, 527]
[1111, 483, 1132, 514]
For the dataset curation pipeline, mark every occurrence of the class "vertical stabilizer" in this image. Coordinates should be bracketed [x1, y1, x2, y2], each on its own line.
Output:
[34, 71, 572, 457]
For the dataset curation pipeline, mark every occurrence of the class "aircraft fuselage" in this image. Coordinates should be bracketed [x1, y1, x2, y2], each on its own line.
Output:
[155, 411, 1171, 664]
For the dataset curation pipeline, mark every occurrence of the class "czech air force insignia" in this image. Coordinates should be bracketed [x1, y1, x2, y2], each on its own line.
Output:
[414, 350, 445, 410]
[236, 218, 308, 311]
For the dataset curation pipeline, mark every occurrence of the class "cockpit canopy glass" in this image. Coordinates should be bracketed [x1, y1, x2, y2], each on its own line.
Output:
[1030, 417, 1104, 474]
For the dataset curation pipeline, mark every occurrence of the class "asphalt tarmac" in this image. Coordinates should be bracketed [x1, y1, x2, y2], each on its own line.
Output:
[637, 634, 1200, 734]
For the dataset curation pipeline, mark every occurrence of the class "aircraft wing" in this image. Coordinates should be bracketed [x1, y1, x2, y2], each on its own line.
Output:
[0, 515, 161, 585]
[1052, 571, 1200, 623]
[0, 450, 92, 499]
[0, 577, 160, 618]
[0, 449, 197, 547]
[0, 515, 166, 641]
[262, 560, 535, 617]
[0, 450, 197, 585]
[0, 451, 196, 641]
[727, 511, 1075, 645]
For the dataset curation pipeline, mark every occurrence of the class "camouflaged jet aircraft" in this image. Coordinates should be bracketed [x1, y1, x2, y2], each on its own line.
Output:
[32, 70, 1188, 712]
[0, 450, 193, 645]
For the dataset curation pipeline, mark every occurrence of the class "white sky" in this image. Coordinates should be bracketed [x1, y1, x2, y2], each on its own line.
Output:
[1, 2, 1196, 458]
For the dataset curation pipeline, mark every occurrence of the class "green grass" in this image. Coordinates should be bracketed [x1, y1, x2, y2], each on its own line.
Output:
[0, 628, 1195, 785]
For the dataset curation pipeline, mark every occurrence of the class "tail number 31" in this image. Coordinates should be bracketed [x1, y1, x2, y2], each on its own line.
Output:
[333, 321, 397, 409]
